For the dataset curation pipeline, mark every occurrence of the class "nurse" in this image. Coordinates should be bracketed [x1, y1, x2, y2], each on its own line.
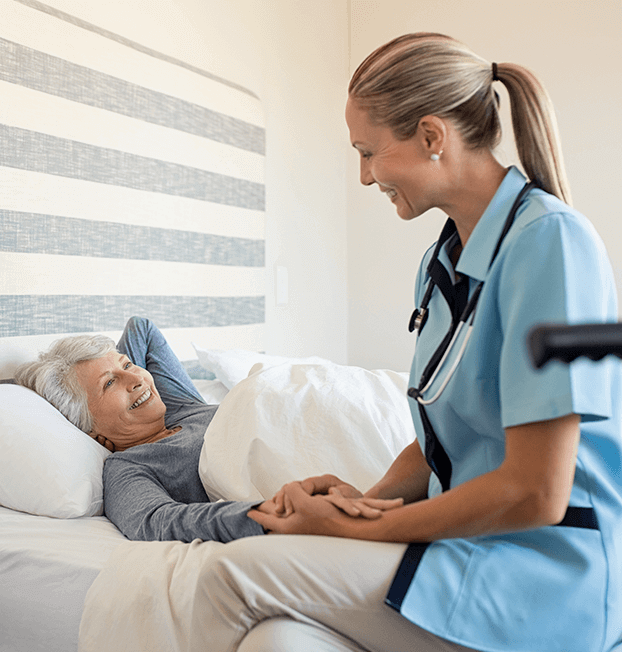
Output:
[199, 33, 622, 652]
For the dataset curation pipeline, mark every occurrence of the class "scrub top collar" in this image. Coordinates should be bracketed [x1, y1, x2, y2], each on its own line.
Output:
[455, 166, 528, 282]
[437, 231, 462, 285]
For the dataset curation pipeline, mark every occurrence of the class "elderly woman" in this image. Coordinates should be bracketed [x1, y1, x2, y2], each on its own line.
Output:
[15, 316, 268, 543]
[189, 34, 622, 652]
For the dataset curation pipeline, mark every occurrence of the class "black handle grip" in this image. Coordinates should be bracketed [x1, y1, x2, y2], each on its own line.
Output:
[528, 323, 622, 368]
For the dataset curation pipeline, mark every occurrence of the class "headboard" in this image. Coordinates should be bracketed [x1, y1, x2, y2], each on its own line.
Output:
[0, 0, 265, 379]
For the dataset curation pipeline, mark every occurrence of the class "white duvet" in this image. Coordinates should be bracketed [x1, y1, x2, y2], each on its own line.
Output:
[199, 360, 416, 501]
[79, 361, 416, 652]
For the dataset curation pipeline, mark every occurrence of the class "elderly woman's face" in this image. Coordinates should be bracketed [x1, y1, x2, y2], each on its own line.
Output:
[74, 351, 167, 451]
[346, 98, 439, 221]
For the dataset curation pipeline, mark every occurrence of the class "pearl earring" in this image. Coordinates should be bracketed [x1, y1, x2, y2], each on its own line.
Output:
[430, 153, 440, 161]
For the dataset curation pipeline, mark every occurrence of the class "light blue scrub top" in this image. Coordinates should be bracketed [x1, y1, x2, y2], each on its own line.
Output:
[396, 168, 622, 652]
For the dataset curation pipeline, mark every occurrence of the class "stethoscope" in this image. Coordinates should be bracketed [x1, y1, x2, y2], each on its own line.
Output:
[406, 181, 536, 491]
[408, 181, 536, 406]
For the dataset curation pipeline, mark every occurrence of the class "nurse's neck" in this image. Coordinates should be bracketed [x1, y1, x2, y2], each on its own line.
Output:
[443, 155, 509, 248]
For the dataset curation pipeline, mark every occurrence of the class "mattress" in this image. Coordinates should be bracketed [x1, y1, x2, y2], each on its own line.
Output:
[0, 506, 126, 652]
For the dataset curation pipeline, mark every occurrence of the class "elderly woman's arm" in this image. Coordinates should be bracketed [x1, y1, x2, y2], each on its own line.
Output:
[249, 413, 580, 541]
[104, 457, 263, 542]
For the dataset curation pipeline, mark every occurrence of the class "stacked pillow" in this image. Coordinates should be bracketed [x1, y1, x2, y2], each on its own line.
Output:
[192, 344, 327, 389]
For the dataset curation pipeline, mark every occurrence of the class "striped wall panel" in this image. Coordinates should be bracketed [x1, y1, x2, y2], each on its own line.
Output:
[0, 0, 266, 377]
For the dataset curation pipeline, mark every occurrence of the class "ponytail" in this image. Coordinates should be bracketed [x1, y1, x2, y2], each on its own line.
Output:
[494, 63, 572, 205]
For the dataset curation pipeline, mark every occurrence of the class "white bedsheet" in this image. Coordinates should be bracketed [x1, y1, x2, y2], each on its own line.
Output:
[0, 506, 126, 652]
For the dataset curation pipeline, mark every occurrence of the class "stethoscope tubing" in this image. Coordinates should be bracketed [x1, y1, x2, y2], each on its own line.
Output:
[412, 182, 535, 407]
[415, 315, 475, 405]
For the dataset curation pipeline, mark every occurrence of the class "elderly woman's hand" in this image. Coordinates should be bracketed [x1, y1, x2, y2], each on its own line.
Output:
[93, 434, 116, 452]
[250, 482, 404, 535]
[249, 483, 353, 535]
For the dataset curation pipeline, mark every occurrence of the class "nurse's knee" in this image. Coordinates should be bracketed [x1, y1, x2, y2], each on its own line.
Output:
[238, 618, 367, 652]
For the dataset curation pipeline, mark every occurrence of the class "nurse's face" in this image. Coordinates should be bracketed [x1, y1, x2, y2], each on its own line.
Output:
[345, 98, 439, 221]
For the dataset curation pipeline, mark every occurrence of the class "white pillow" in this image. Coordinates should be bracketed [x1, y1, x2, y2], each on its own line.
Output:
[191, 345, 327, 390]
[199, 360, 415, 501]
[0, 384, 110, 518]
[191, 378, 230, 404]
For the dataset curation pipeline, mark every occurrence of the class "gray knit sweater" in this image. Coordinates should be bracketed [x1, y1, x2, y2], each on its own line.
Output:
[103, 402, 264, 542]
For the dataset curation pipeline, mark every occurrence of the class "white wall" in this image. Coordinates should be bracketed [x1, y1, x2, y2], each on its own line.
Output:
[43, 0, 350, 364]
[166, 0, 351, 363]
[35, 1, 621, 371]
[173, 0, 351, 362]
[347, 0, 622, 371]
[247, 1, 350, 363]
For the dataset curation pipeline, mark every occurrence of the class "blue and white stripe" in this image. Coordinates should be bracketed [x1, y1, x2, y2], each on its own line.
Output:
[0, 0, 266, 375]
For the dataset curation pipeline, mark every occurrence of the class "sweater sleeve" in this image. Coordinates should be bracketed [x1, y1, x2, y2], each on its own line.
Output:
[103, 456, 264, 542]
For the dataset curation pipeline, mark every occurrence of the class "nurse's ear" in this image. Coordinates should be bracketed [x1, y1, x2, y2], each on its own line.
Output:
[416, 115, 448, 159]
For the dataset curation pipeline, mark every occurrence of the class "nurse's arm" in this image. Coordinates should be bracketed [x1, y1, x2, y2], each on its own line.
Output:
[342, 412, 581, 542]
[363, 439, 432, 505]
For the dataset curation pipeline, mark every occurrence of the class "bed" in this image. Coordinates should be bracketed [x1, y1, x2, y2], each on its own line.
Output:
[0, 349, 415, 652]
[0, 3, 415, 649]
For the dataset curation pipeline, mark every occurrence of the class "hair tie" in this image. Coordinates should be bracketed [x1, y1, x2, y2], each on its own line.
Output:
[492, 62, 499, 82]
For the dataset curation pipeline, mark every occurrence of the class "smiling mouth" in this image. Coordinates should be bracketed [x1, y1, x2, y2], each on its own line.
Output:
[385, 189, 398, 200]
[129, 388, 151, 410]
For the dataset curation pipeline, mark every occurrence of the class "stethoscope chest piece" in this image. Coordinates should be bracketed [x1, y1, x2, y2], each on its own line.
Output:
[409, 307, 428, 334]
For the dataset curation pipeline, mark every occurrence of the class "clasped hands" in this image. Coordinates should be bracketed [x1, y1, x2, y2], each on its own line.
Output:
[247, 474, 403, 536]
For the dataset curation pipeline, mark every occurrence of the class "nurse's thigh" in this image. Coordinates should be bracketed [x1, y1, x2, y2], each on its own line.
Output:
[204, 534, 474, 652]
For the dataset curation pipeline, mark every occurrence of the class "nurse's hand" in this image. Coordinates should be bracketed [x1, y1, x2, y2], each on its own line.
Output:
[273, 480, 403, 519]
[323, 486, 404, 519]
[273, 474, 363, 517]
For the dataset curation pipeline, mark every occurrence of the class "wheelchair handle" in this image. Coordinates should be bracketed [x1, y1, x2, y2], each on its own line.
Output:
[528, 323, 622, 368]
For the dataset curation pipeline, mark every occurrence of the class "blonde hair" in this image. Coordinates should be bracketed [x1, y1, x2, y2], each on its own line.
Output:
[349, 33, 571, 205]
[15, 334, 117, 433]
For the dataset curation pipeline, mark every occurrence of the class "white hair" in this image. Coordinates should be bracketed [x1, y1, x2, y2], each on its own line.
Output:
[15, 334, 117, 433]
